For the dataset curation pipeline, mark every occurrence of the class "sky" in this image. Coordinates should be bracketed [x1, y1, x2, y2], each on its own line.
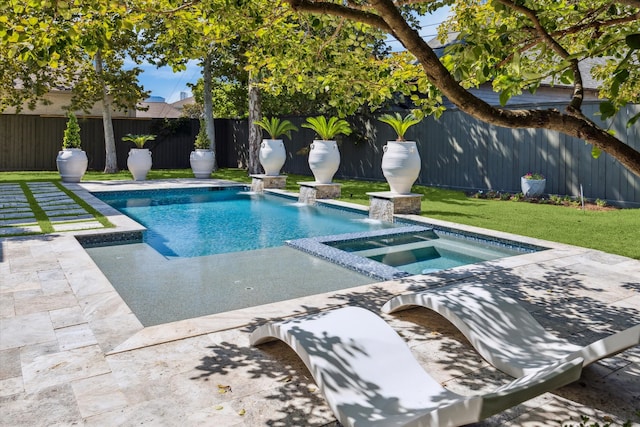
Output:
[137, 7, 452, 104]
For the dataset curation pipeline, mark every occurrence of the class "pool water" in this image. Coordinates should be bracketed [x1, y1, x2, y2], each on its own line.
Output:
[94, 187, 397, 258]
[86, 186, 543, 326]
[328, 230, 529, 275]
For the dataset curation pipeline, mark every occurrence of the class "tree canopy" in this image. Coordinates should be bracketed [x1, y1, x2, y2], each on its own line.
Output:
[283, 0, 640, 177]
[2, 0, 639, 177]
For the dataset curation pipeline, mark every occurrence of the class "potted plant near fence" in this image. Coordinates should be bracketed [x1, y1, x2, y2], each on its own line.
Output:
[122, 133, 155, 181]
[254, 117, 298, 176]
[301, 116, 352, 184]
[56, 112, 88, 183]
[378, 112, 423, 194]
[190, 120, 215, 179]
[521, 172, 546, 197]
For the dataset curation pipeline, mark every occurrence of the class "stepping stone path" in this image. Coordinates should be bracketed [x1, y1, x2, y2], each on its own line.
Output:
[0, 182, 106, 236]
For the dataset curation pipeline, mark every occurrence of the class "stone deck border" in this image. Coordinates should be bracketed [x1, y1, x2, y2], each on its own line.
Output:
[1, 178, 638, 426]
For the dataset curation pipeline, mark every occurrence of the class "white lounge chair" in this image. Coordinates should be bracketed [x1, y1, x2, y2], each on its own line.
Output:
[250, 306, 583, 427]
[382, 283, 640, 378]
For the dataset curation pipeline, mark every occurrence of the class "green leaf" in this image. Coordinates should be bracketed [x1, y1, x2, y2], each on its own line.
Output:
[559, 69, 574, 85]
[599, 101, 616, 121]
[625, 34, 640, 50]
[610, 69, 629, 98]
[591, 145, 601, 159]
[499, 90, 510, 107]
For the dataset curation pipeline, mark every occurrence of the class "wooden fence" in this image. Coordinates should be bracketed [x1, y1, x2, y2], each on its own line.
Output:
[1, 101, 638, 205]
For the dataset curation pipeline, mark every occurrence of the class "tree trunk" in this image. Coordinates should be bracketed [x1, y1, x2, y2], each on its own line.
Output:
[95, 50, 118, 173]
[248, 71, 262, 175]
[202, 53, 217, 170]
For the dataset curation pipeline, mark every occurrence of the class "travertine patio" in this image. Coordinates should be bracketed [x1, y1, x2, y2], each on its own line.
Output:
[1, 179, 638, 426]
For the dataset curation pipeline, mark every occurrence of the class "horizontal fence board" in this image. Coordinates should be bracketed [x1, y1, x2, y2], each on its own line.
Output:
[1, 102, 638, 205]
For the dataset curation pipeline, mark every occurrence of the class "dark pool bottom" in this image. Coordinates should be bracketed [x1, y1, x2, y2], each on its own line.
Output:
[84, 243, 375, 327]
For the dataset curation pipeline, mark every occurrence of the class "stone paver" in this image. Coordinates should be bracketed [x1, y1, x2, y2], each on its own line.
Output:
[0, 180, 638, 427]
[0, 182, 106, 236]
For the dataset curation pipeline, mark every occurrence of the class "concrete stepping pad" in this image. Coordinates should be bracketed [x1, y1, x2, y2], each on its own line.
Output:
[52, 221, 105, 232]
[43, 208, 89, 216]
[0, 218, 38, 226]
[0, 211, 37, 220]
[38, 198, 78, 206]
[48, 214, 95, 223]
[0, 225, 42, 235]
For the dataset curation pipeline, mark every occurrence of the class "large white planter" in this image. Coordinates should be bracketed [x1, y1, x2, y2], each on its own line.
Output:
[127, 148, 152, 181]
[308, 140, 340, 184]
[259, 139, 286, 176]
[56, 148, 88, 183]
[381, 141, 421, 194]
[521, 177, 546, 197]
[190, 149, 215, 179]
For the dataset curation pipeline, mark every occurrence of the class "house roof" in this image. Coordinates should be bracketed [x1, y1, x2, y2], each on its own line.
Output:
[422, 33, 603, 109]
[135, 96, 195, 118]
[427, 33, 604, 91]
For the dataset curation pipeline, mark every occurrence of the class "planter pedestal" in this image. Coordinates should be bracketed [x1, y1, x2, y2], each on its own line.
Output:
[367, 191, 422, 222]
[250, 174, 287, 192]
[298, 182, 341, 205]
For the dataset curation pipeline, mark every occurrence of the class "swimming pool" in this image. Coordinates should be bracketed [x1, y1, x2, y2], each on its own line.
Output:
[84, 186, 545, 326]
[287, 226, 541, 280]
[93, 187, 398, 257]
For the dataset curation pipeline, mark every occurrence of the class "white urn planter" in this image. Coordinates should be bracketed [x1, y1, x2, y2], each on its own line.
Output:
[259, 139, 286, 176]
[56, 148, 88, 183]
[521, 177, 546, 197]
[127, 148, 152, 181]
[308, 140, 340, 184]
[381, 141, 421, 194]
[190, 149, 215, 179]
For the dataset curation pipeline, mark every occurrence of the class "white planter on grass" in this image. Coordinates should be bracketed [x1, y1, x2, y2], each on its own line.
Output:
[190, 149, 215, 179]
[521, 177, 546, 197]
[127, 148, 152, 181]
[56, 148, 88, 183]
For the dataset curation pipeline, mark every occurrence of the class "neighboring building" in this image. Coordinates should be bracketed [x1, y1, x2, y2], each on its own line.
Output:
[135, 94, 195, 118]
[428, 33, 602, 109]
[2, 88, 135, 118]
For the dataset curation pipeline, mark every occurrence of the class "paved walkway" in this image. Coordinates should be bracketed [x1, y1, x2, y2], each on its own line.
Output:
[0, 179, 639, 426]
[0, 182, 106, 236]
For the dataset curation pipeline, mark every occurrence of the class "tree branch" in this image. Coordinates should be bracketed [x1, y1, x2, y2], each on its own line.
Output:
[286, 0, 392, 33]
[285, 0, 640, 177]
[496, 9, 640, 69]
[615, 0, 640, 7]
[495, 0, 584, 113]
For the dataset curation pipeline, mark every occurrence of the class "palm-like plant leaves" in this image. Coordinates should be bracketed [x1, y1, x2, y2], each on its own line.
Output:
[378, 113, 421, 141]
[302, 116, 352, 140]
[122, 133, 156, 149]
[254, 117, 298, 140]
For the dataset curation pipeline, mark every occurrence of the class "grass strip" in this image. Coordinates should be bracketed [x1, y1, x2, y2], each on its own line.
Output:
[19, 182, 53, 234]
[53, 181, 114, 229]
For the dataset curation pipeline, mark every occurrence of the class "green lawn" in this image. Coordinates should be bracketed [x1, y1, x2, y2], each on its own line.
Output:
[2, 169, 638, 259]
